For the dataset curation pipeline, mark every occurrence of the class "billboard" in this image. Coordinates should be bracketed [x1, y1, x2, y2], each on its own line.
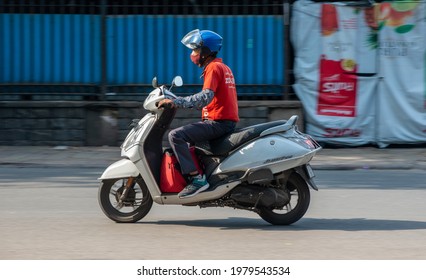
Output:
[291, 0, 426, 146]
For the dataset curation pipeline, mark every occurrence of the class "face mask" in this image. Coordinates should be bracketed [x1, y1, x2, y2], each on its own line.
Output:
[190, 53, 201, 66]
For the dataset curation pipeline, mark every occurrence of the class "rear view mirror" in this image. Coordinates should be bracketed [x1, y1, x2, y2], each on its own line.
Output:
[172, 76, 183, 87]
[152, 77, 158, 88]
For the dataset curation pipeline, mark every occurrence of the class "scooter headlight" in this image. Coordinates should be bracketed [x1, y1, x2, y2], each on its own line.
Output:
[121, 116, 151, 151]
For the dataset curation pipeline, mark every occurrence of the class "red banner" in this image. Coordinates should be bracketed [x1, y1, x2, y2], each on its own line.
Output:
[317, 4, 358, 117]
[317, 56, 358, 117]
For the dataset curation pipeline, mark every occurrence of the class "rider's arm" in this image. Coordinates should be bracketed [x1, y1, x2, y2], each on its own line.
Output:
[173, 89, 214, 110]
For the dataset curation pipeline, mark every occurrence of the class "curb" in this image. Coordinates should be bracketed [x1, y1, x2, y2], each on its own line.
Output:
[0, 147, 425, 170]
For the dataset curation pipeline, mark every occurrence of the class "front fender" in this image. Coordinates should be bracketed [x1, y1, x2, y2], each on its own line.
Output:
[98, 159, 140, 180]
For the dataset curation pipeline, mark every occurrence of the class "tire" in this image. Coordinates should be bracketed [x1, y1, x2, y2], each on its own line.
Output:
[258, 173, 310, 225]
[98, 177, 153, 223]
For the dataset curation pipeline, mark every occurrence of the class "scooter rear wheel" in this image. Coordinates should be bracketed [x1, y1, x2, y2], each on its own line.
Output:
[98, 177, 153, 223]
[258, 173, 310, 225]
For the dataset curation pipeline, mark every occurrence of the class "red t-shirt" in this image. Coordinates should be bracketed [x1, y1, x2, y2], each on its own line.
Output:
[202, 58, 239, 122]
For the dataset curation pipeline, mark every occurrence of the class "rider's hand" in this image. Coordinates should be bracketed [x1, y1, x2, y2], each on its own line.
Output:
[157, 99, 175, 109]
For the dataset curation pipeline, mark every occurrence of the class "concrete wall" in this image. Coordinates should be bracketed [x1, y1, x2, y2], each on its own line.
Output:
[0, 101, 303, 146]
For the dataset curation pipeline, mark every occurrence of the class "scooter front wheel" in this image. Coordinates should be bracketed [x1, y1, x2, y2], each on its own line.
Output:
[98, 177, 153, 223]
[258, 173, 310, 225]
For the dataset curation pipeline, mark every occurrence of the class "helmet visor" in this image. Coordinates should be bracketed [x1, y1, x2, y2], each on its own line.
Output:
[181, 29, 203, 50]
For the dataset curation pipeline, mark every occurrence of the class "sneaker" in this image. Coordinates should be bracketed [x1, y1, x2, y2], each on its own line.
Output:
[178, 174, 209, 198]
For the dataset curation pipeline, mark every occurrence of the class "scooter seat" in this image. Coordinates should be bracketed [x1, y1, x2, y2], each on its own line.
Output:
[201, 120, 288, 156]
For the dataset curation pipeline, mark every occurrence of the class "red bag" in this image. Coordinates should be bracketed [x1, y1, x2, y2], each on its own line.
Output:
[160, 147, 203, 193]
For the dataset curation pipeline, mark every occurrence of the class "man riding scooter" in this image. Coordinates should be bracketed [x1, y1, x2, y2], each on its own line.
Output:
[158, 29, 239, 198]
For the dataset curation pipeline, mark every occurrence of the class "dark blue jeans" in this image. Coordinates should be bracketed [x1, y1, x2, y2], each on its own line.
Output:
[168, 120, 236, 175]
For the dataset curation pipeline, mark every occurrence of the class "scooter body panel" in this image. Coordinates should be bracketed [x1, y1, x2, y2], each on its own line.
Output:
[152, 180, 241, 205]
[213, 131, 318, 176]
[99, 112, 164, 199]
[99, 159, 140, 180]
[120, 113, 157, 159]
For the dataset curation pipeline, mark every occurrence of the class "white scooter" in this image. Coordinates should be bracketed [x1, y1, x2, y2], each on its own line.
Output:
[98, 76, 321, 225]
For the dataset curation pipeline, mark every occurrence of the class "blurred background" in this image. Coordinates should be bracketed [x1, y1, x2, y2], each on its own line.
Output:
[0, 0, 303, 146]
[0, 0, 424, 147]
[0, 0, 294, 101]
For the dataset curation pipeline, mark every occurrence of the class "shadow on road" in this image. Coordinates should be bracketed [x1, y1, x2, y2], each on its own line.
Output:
[295, 218, 426, 231]
[140, 217, 426, 231]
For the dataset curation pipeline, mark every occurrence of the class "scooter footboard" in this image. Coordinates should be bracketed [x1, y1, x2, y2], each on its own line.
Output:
[98, 159, 140, 180]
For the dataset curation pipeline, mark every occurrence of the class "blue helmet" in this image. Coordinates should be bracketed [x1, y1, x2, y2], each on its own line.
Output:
[181, 29, 222, 53]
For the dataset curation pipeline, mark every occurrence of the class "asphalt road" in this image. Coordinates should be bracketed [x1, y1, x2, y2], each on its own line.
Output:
[0, 167, 425, 260]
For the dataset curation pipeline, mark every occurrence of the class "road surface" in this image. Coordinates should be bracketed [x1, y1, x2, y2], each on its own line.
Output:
[0, 167, 425, 259]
